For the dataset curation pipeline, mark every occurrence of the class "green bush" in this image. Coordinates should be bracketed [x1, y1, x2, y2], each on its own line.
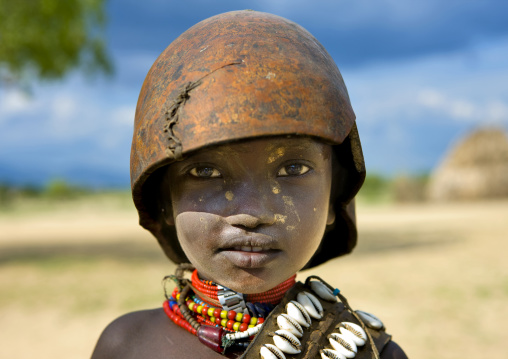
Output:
[44, 179, 87, 200]
[0, 183, 14, 206]
[357, 174, 391, 202]
[357, 173, 430, 203]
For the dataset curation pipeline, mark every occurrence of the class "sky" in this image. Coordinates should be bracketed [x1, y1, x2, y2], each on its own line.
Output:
[1, 0, 508, 187]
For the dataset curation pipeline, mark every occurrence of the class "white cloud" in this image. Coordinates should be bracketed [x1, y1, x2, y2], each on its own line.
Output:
[0, 81, 136, 148]
[417, 89, 508, 124]
[111, 105, 136, 126]
[486, 101, 508, 122]
[341, 36, 508, 174]
[0, 90, 37, 118]
[345, 36, 508, 128]
[50, 94, 77, 125]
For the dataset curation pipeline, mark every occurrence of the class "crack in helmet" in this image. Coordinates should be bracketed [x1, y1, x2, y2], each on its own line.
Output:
[130, 10, 366, 269]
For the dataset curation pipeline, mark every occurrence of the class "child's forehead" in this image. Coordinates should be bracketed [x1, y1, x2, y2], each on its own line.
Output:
[187, 136, 328, 157]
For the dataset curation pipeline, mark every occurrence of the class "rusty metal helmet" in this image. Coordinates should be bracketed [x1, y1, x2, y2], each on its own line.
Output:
[131, 10, 365, 269]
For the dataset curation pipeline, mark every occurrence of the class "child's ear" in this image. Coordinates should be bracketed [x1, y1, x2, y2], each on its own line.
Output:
[327, 204, 335, 225]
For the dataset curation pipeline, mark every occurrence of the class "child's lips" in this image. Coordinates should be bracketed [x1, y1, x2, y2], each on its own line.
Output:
[218, 231, 279, 251]
[219, 247, 282, 268]
[217, 236, 281, 268]
[218, 241, 280, 255]
[214, 223, 282, 267]
[233, 246, 264, 252]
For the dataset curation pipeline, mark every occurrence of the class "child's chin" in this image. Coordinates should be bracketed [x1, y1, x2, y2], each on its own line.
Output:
[216, 269, 289, 294]
[227, 280, 278, 294]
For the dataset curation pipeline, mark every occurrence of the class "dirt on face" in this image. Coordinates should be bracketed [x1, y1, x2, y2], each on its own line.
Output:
[162, 137, 333, 293]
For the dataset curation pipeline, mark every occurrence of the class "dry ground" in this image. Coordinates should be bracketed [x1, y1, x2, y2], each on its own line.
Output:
[0, 198, 507, 358]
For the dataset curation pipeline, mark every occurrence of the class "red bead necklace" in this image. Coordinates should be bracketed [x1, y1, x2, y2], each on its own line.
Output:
[162, 269, 296, 353]
[191, 269, 296, 305]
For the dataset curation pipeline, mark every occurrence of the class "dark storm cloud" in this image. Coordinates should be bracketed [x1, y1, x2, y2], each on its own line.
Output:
[107, 0, 508, 68]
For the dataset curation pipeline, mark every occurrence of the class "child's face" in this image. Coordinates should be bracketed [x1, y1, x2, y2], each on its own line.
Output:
[162, 136, 335, 293]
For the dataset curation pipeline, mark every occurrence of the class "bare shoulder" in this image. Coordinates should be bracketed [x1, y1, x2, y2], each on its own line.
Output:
[91, 308, 166, 359]
[91, 308, 225, 359]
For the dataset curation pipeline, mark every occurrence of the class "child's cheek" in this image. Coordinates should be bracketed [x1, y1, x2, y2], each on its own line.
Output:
[174, 212, 223, 248]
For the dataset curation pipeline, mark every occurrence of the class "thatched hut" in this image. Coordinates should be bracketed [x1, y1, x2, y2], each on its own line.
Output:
[428, 127, 508, 201]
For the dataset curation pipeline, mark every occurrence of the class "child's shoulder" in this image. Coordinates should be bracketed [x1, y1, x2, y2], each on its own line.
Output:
[91, 308, 166, 359]
[91, 308, 225, 359]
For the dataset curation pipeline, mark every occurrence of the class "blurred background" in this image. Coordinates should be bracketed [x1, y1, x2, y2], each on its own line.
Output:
[1, 1, 507, 358]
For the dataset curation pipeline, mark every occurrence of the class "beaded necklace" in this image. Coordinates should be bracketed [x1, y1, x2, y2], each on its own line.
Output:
[162, 264, 296, 353]
[190, 269, 296, 305]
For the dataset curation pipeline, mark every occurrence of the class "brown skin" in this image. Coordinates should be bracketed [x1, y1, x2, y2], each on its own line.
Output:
[91, 308, 237, 359]
[91, 137, 408, 358]
[163, 137, 334, 293]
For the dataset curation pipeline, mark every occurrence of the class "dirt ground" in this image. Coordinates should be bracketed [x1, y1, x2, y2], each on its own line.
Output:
[0, 199, 507, 358]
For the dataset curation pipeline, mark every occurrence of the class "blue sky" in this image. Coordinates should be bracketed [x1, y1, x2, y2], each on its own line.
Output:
[1, 0, 508, 187]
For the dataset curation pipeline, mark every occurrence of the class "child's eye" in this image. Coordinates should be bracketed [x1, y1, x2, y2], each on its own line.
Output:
[277, 164, 310, 177]
[189, 166, 222, 178]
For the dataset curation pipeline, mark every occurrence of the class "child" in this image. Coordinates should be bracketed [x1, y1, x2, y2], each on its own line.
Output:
[92, 10, 407, 359]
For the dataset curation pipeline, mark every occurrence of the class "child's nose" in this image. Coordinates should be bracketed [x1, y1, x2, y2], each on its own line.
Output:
[225, 214, 270, 228]
[227, 183, 276, 225]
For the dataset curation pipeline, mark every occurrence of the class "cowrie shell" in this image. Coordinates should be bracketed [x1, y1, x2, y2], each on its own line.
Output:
[340, 327, 365, 347]
[273, 329, 301, 354]
[339, 322, 367, 346]
[277, 314, 303, 338]
[329, 333, 357, 358]
[309, 280, 337, 302]
[297, 291, 323, 319]
[286, 300, 311, 327]
[356, 310, 384, 330]
[320, 348, 347, 359]
[260, 343, 286, 359]
[330, 333, 357, 353]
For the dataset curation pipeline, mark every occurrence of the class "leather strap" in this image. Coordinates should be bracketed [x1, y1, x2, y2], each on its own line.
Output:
[239, 282, 391, 359]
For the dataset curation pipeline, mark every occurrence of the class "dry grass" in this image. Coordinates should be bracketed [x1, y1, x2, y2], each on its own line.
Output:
[1, 198, 507, 358]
